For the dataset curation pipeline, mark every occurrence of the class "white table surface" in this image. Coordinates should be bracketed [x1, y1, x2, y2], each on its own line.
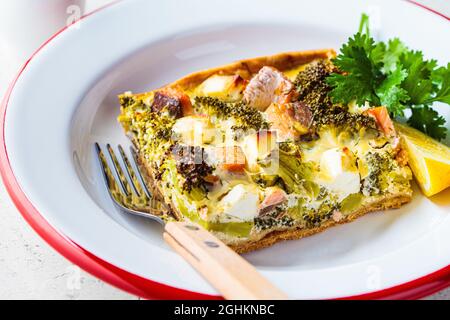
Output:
[0, 0, 448, 300]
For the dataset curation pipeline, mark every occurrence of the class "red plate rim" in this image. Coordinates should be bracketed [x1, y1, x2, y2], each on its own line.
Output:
[0, 0, 449, 300]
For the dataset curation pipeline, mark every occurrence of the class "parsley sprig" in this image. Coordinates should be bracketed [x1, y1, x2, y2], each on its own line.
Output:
[326, 14, 449, 140]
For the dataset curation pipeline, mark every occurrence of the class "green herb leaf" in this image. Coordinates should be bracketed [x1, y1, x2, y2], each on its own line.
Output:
[376, 68, 410, 117]
[399, 50, 437, 105]
[426, 63, 450, 104]
[326, 13, 449, 141]
[382, 38, 408, 73]
[408, 105, 447, 140]
[327, 33, 383, 105]
[358, 13, 370, 36]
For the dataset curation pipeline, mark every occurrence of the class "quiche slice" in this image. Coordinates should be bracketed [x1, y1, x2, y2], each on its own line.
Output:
[118, 49, 413, 253]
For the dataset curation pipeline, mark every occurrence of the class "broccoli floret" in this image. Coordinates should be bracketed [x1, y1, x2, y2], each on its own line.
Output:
[255, 208, 294, 231]
[294, 60, 376, 132]
[313, 105, 376, 132]
[172, 145, 214, 192]
[362, 151, 394, 196]
[294, 59, 334, 109]
[118, 96, 176, 160]
[301, 200, 336, 228]
[194, 96, 269, 131]
[119, 94, 137, 109]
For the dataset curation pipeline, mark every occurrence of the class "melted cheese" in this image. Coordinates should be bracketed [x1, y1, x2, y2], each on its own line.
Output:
[319, 148, 360, 201]
[172, 115, 215, 145]
[196, 74, 246, 102]
[217, 184, 261, 222]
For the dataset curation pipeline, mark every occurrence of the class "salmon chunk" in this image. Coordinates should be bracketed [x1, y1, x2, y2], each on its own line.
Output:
[365, 106, 396, 137]
[259, 187, 287, 215]
[152, 87, 193, 118]
[265, 101, 313, 141]
[212, 146, 246, 172]
[243, 66, 295, 111]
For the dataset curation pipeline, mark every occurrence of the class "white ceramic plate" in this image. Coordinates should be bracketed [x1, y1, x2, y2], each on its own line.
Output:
[1, 0, 449, 299]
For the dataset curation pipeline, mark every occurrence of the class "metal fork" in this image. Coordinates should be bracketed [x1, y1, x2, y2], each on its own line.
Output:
[95, 143, 287, 300]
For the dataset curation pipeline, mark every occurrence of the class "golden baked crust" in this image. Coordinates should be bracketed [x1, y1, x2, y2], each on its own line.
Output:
[229, 194, 411, 253]
[170, 49, 336, 90]
[132, 49, 336, 98]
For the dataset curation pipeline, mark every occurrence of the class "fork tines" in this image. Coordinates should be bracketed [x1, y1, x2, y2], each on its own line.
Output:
[95, 143, 156, 200]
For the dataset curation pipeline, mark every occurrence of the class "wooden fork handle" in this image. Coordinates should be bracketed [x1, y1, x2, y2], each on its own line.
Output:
[163, 221, 288, 300]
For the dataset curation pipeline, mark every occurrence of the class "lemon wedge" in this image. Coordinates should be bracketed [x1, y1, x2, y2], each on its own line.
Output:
[395, 123, 450, 197]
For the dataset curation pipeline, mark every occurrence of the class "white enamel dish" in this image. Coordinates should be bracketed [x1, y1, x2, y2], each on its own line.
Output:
[1, 0, 449, 299]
